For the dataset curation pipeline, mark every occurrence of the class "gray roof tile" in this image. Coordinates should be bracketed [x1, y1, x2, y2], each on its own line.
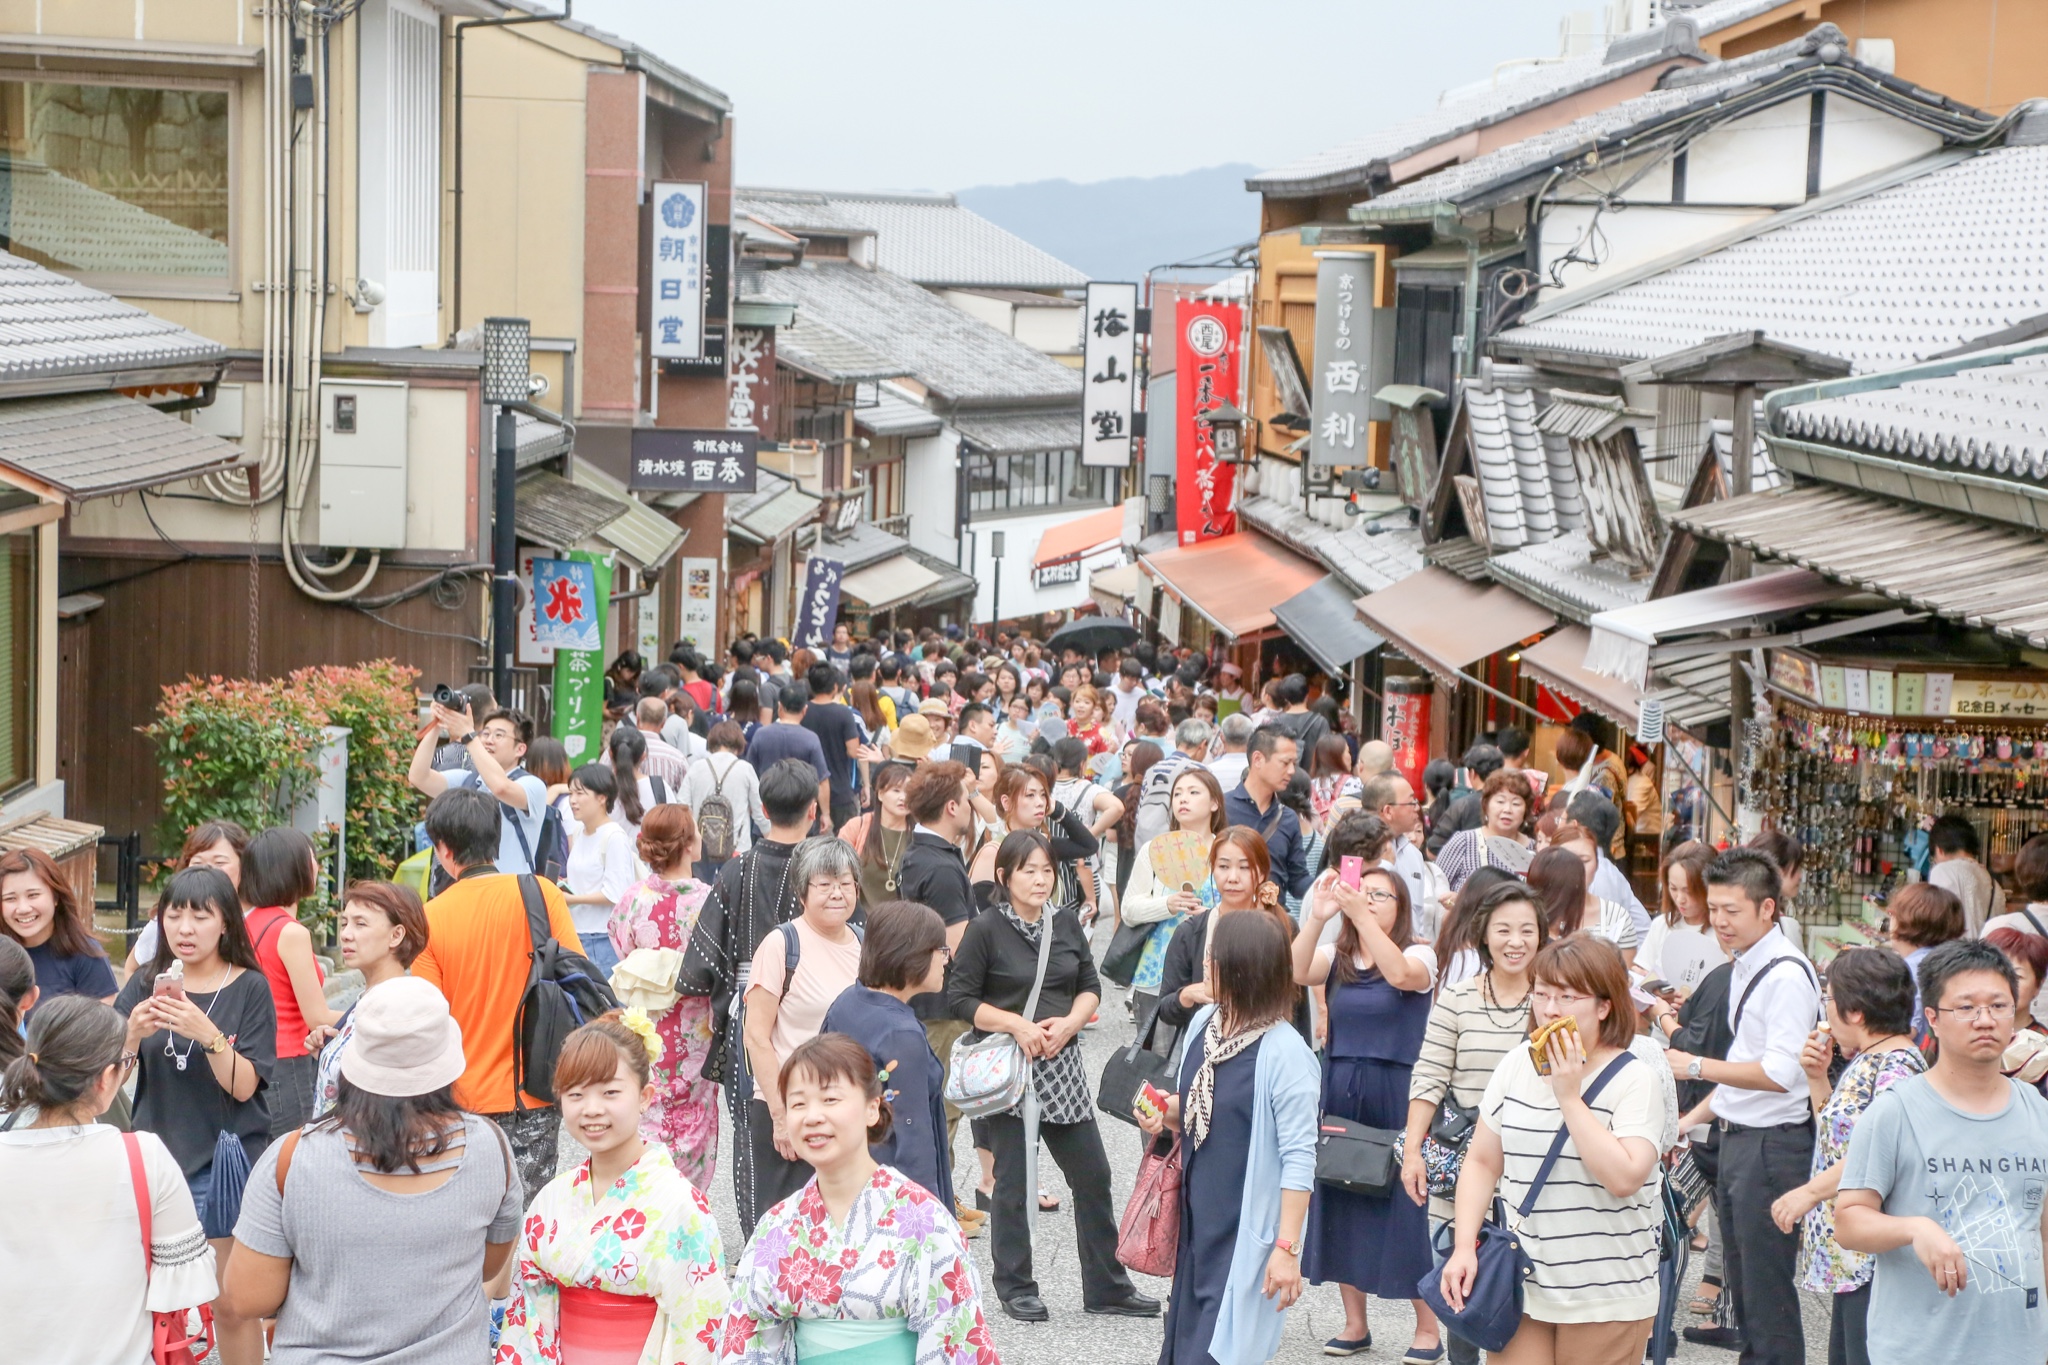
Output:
[0, 246, 224, 383]
[856, 386, 944, 438]
[801, 519, 911, 573]
[1465, 381, 1585, 548]
[746, 261, 1081, 406]
[1776, 348, 2048, 479]
[0, 391, 246, 497]
[1486, 530, 1652, 622]
[953, 408, 1082, 455]
[1237, 494, 1425, 595]
[1709, 411, 1783, 489]
[775, 314, 910, 384]
[1497, 146, 2048, 372]
[736, 189, 1087, 289]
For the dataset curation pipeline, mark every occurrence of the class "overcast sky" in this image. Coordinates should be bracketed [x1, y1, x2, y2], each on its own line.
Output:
[573, 0, 1596, 191]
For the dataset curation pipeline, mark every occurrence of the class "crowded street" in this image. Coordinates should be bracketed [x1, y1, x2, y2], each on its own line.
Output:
[4, 3, 2048, 1365]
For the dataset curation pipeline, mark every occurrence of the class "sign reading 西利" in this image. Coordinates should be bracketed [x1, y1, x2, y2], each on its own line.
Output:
[1310, 253, 1375, 479]
[1175, 299, 1242, 545]
[1082, 282, 1138, 468]
[648, 181, 708, 361]
[796, 557, 844, 649]
[531, 557, 602, 653]
[629, 428, 759, 495]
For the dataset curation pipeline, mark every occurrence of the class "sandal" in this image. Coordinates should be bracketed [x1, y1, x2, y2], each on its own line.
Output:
[1038, 1189, 1061, 1213]
[1690, 1275, 1722, 1316]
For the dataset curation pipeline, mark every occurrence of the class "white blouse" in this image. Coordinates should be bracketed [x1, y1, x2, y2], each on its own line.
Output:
[0, 1124, 217, 1365]
[565, 819, 638, 936]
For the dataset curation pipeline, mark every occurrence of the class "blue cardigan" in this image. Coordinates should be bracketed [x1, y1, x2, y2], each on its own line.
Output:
[819, 983, 952, 1204]
[1182, 1005, 1323, 1365]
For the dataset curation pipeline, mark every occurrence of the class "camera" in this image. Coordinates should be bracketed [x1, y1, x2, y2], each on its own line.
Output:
[433, 683, 461, 708]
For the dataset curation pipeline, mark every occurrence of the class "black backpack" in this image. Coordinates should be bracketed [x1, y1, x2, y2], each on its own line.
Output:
[511, 875, 620, 1107]
[505, 767, 567, 881]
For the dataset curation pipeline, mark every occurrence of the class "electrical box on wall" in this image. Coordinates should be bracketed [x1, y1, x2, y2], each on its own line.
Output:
[316, 379, 408, 549]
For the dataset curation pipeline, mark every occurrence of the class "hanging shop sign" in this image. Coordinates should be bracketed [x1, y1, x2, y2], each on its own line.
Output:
[648, 181, 708, 361]
[1763, 649, 2048, 719]
[1082, 281, 1139, 468]
[629, 428, 759, 495]
[796, 556, 844, 649]
[1309, 253, 1374, 480]
[516, 546, 555, 666]
[1382, 675, 1432, 799]
[1175, 298, 1242, 545]
[550, 550, 613, 763]
[728, 326, 776, 437]
[531, 556, 602, 653]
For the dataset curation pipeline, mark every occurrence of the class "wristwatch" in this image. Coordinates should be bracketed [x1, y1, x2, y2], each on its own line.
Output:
[457, 730, 479, 746]
[204, 1032, 232, 1055]
[1273, 1237, 1300, 1257]
[1686, 1057, 1704, 1081]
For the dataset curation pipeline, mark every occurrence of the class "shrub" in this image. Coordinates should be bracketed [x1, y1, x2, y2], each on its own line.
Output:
[292, 660, 423, 875]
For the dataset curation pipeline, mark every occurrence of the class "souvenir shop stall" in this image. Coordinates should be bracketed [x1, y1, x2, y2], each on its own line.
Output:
[1741, 640, 2048, 949]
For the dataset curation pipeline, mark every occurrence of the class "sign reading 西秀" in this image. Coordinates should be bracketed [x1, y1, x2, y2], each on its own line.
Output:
[629, 428, 759, 494]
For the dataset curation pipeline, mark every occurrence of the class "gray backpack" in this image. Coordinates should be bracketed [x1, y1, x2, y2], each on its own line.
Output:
[697, 756, 741, 863]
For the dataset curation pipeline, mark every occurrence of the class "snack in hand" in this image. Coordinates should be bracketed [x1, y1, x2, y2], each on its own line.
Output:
[1529, 1016, 1581, 1075]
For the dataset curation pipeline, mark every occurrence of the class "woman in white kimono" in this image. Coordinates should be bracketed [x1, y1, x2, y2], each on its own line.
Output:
[720, 1033, 996, 1365]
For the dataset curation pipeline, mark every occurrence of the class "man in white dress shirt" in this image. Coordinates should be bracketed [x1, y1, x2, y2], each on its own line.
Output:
[1359, 772, 1429, 929]
[1664, 848, 1819, 1365]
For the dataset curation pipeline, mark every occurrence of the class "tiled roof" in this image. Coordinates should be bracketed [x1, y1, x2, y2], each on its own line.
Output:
[1708, 412, 1783, 490]
[514, 470, 627, 549]
[0, 246, 224, 384]
[1247, 18, 1727, 198]
[856, 386, 944, 438]
[802, 519, 910, 573]
[0, 391, 246, 498]
[1235, 494, 1426, 596]
[1486, 531, 1652, 622]
[728, 468, 822, 545]
[1426, 535, 1493, 580]
[1774, 348, 2048, 480]
[0, 155, 229, 279]
[775, 313, 909, 385]
[745, 261, 1081, 406]
[1496, 146, 2048, 373]
[953, 408, 1082, 455]
[1463, 379, 1584, 549]
[736, 188, 1087, 289]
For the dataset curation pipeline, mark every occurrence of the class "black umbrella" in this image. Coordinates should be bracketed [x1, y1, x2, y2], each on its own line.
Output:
[1046, 614, 1141, 657]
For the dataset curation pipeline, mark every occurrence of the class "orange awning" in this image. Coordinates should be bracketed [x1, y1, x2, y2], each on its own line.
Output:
[1033, 505, 1125, 569]
[1139, 532, 1325, 640]
[1352, 566, 1557, 686]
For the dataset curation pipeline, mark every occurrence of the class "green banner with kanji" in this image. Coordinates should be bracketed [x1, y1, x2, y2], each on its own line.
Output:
[551, 549, 613, 764]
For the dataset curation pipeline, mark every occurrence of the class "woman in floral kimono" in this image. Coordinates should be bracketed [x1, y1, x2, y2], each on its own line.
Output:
[610, 805, 721, 1188]
[499, 1011, 728, 1365]
[720, 1033, 997, 1365]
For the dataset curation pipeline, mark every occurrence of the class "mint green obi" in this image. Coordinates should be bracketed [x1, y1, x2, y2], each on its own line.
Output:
[794, 1317, 915, 1365]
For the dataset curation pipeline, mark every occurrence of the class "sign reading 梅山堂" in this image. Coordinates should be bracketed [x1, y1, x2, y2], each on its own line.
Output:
[1310, 253, 1374, 479]
[796, 557, 844, 649]
[648, 181, 708, 361]
[1082, 282, 1138, 468]
[629, 428, 759, 495]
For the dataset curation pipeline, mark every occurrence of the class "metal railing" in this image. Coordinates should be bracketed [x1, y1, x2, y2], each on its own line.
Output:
[875, 513, 910, 538]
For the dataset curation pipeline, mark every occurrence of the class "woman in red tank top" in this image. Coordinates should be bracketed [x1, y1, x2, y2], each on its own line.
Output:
[240, 828, 337, 1135]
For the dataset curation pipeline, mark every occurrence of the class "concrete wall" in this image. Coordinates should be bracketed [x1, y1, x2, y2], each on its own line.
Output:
[965, 507, 1122, 624]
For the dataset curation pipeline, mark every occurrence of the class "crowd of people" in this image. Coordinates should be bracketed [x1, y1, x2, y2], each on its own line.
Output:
[2, 620, 2047, 1365]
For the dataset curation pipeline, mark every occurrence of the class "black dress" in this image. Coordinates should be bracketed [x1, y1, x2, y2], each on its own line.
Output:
[1159, 1028, 1265, 1365]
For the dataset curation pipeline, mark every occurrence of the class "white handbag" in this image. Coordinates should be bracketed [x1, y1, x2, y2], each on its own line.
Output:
[943, 907, 1056, 1120]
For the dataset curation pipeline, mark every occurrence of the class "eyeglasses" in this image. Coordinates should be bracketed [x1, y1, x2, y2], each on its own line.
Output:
[118, 1051, 139, 1076]
[1930, 1001, 2017, 1022]
[1358, 888, 1398, 906]
[1530, 989, 1594, 1008]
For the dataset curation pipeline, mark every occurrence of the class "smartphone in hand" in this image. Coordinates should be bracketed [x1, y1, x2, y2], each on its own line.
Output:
[1339, 855, 1363, 890]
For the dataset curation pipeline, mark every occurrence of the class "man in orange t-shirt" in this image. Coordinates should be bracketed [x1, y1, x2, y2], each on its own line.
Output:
[410, 786, 580, 1204]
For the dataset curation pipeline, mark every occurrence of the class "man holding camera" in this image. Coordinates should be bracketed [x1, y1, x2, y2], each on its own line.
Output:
[407, 693, 550, 875]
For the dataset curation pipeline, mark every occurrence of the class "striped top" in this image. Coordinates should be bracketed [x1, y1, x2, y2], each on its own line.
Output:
[1479, 1042, 1664, 1324]
[1410, 975, 1533, 1218]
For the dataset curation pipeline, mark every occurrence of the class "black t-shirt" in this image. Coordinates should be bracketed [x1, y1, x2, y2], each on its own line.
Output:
[898, 832, 973, 1020]
[802, 701, 864, 800]
[115, 965, 276, 1176]
[26, 939, 117, 1006]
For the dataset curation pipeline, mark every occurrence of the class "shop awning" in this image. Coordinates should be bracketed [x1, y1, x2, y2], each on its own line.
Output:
[1272, 576, 1386, 677]
[1518, 626, 1648, 732]
[0, 391, 250, 501]
[906, 547, 977, 607]
[728, 470, 821, 545]
[514, 470, 627, 549]
[839, 555, 944, 613]
[1090, 560, 1146, 614]
[1034, 505, 1125, 569]
[1584, 566, 1852, 689]
[1352, 565, 1557, 687]
[1671, 484, 2048, 648]
[1138, 532, 1325, 641]
[570, 460, 688, 572]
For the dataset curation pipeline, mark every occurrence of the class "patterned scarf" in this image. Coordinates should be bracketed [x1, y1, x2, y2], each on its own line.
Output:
[1185, 1012, 1277, 1148]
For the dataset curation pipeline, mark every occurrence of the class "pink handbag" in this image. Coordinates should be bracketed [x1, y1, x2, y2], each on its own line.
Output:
[1117, 1137, 1183, 1277]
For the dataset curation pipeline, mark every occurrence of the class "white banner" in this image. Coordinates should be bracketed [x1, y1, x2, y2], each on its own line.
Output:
[677, 556, 719, 652]
[1082, 281, 1138, 467]
[648, 181, 708, 361]
[516, 546, 555, 666]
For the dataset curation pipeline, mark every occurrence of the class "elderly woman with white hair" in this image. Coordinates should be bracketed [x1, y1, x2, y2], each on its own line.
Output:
[734, 835, 865, 1239]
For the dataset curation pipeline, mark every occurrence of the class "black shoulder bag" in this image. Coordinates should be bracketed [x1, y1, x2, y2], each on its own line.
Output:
[1097, 999, 1178, 1128]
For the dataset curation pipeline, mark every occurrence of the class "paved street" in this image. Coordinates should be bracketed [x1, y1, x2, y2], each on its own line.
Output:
[559, 915, 1831, 1365]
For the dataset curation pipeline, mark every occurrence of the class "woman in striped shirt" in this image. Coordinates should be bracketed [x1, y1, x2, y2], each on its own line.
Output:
[1440, 936, 1665, 1365]
[1527, 825, 1639, 968]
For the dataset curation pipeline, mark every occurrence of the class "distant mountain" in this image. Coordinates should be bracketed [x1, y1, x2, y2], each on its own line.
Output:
[956, 164, 1261, 286]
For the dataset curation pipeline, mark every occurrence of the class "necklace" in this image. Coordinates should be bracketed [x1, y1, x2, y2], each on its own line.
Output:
[1480, 970, 1530, 1021]
[166, 963, 234, 1071]
[880, 823, 909, 893]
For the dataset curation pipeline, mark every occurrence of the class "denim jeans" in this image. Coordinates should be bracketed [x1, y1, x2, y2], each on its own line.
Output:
[578, 931, 620, 976]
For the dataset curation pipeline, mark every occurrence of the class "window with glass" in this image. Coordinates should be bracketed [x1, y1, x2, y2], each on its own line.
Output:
[0, 529, 33, 796]
[1393, 283, 1459, 399]
[965, 448, 1107, 520]
[0, 79, 232, 284]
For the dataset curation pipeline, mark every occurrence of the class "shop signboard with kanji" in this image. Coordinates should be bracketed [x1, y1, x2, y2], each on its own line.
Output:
[1309, 252, 1375, 480]
[648, 180, 708, 361]
[629, 428, 759, 495]
[796, 556, 844, 649]
[1082, 281, 1138, 468]
[1175, 299, 1242, 545]
[548, 550, 613, 762]
[531, 557, 602, 653]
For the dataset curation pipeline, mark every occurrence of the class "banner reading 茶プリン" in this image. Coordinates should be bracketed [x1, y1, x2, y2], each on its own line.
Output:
[551, 549, 614, 763]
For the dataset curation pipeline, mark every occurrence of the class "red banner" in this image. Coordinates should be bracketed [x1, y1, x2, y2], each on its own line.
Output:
[1175, 299, 1242, 544]
[1382, 675, 1432, 800]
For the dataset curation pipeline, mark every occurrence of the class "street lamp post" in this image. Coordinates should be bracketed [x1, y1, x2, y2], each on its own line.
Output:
[988, 529, 1005, 634]
[481, 317, 532, 705]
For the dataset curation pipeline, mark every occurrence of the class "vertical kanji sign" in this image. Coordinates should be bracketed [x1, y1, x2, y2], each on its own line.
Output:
[1175, 298, 1243, 545]
[1310, 251, 1374, 479]
[648, 181, 708, 361]
[550, 550, 614, 763]
[796, 557, 844, 649]
[1082, 281, 1138, 468]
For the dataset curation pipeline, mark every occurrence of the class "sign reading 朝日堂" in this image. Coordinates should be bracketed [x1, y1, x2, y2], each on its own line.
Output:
[1081, 282, 1138, 468]
[1175, 299, 1242, 545]
[648, 181, 708, 361]
[628, 428, 760, 495]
